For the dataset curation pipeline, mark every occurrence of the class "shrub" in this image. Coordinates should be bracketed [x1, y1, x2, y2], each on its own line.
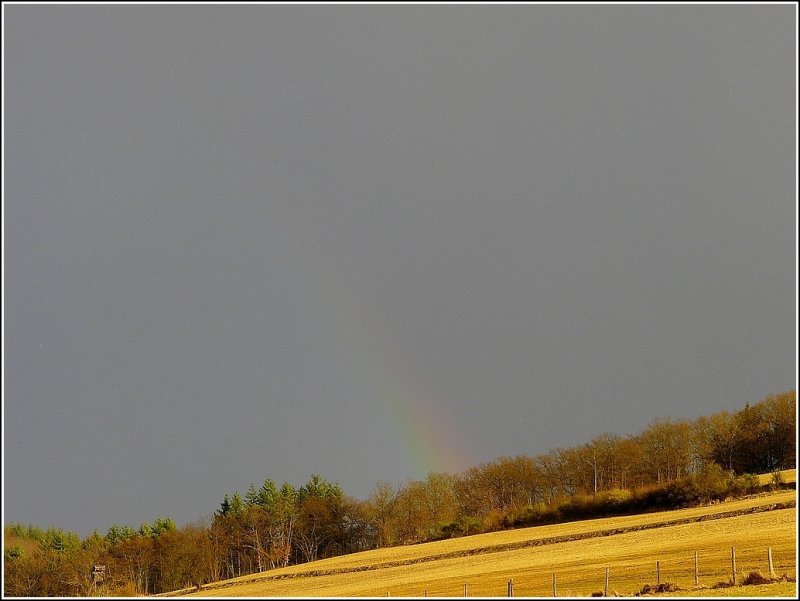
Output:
[601, 488, 633, 508]
[506, 503, 555, 528]
[728, 473, 760, 496]
[629, 483, 664, 512]
[560, 493, 597, 519]
[482, 509, 506, 533]
[3, 546, 25, 562]
[741, 571, 772, 585]
[458, 516, 482, 536]
[638, 582, 678, 595]
[693, 463, 730, 502]
[660, 478, 700, 508]
[434, 521, 461, 540]
[434, 516, 482, 540]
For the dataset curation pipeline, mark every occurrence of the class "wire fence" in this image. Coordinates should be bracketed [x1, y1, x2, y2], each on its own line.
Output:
[385, 545, 795, 597]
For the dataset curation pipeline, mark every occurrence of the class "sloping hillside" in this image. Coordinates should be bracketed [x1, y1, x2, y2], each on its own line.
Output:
[161, 487, 796, 597]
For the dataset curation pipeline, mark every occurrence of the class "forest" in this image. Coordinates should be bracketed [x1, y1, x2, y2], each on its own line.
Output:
[3, 390, 795, 596]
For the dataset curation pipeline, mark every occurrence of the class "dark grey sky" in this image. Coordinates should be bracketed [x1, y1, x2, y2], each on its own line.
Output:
[3, 4, 796, 536]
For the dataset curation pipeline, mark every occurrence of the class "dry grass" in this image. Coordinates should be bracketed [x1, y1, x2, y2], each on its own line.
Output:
[649, 580, 797, 597]
[163, 489, 796, 598]
[756, 468, 796, 487]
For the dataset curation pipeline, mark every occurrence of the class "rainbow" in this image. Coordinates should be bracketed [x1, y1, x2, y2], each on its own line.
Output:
[370, 336, 472, 477]
[306, 266, 473, 478]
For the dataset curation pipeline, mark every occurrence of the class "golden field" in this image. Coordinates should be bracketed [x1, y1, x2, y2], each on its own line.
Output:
[651, 581, 797, 597]
[756, 469, 796, 486]
[163, 479, 796, 598]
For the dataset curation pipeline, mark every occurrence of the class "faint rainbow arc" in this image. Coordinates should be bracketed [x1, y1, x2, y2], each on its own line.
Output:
[296, 245, 473, 479]
[342, 306, 472, 477]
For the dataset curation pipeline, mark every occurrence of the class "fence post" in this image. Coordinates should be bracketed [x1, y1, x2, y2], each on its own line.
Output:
[731, 547, 737, 585]
[464, 583, 468, 597]
[656, 560, 661, 584]
[604, 567, 609, 596]
[768, 547, 774, 578]
[552, 573, 557, 597]
[694, 551, 699, 586]
[507, 578, 514, 597]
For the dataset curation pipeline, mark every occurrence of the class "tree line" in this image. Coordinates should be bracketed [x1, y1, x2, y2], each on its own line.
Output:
[4, 390, 795, 596]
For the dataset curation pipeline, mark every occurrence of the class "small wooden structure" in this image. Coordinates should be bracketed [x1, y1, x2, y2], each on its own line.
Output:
[90, 565, 106, 585]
